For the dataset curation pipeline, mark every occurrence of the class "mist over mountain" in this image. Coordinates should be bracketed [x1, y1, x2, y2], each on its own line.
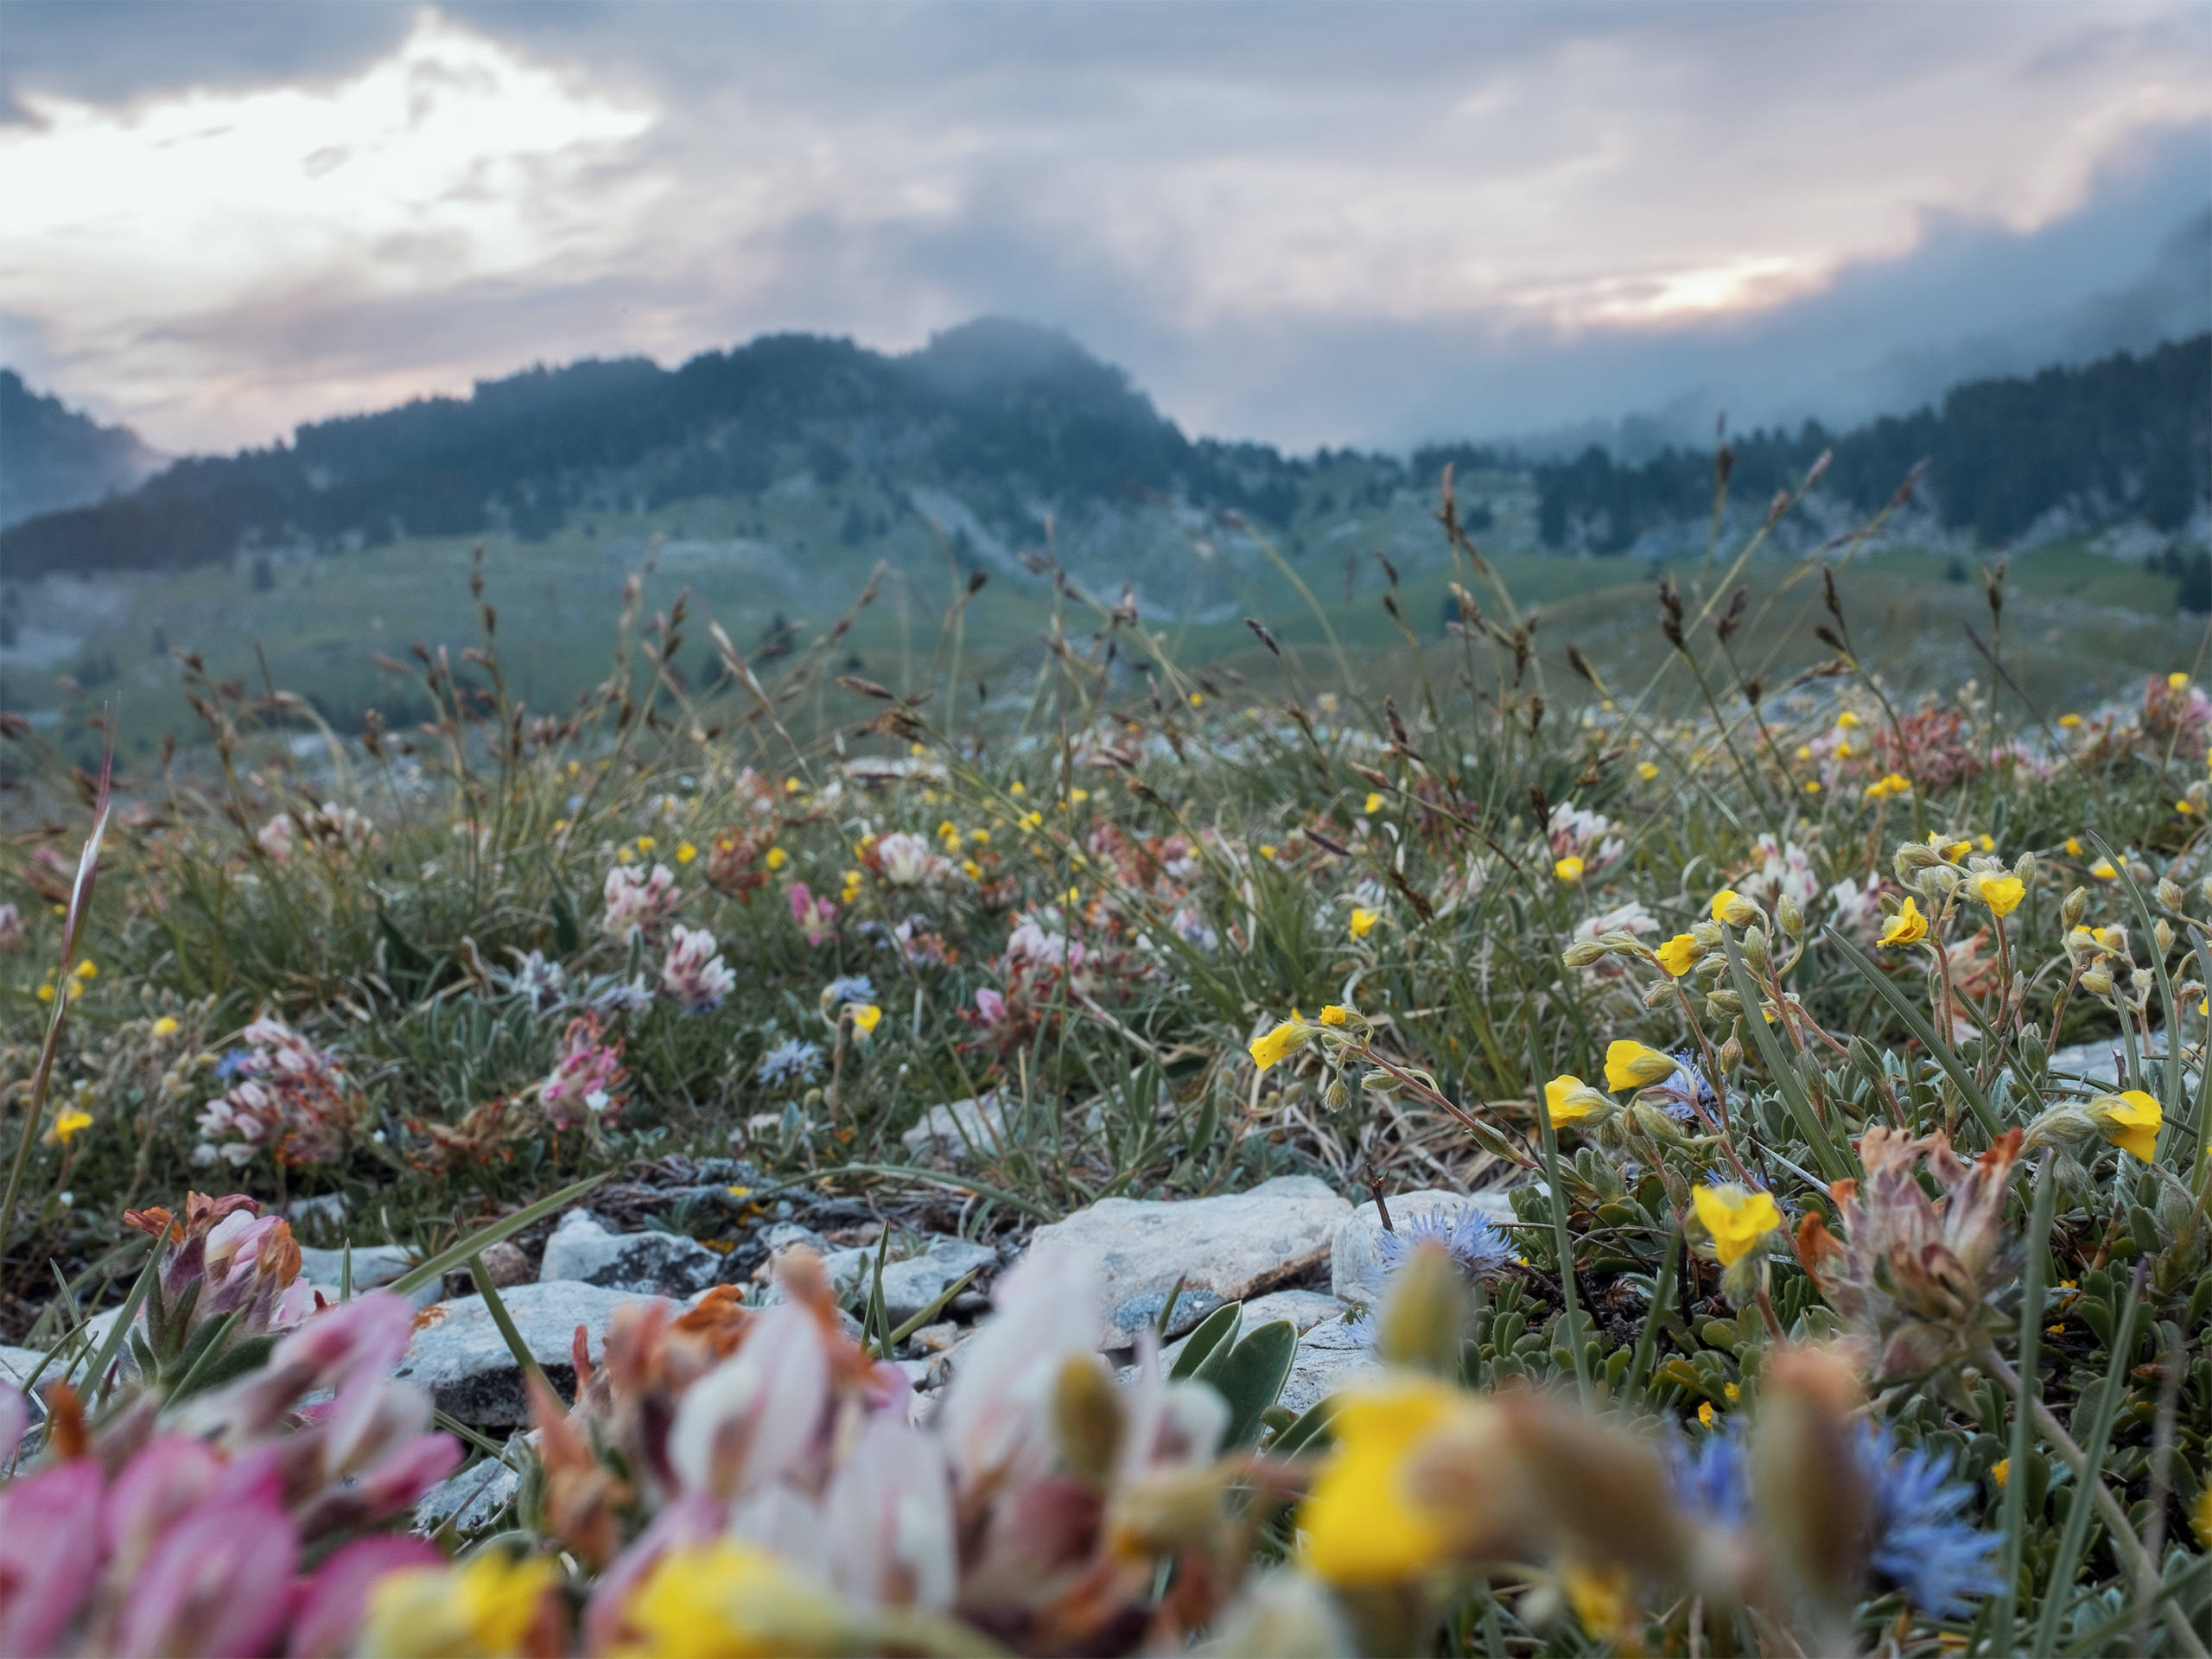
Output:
[0, 370, 163, 530]
[0, 319, 2204, 592]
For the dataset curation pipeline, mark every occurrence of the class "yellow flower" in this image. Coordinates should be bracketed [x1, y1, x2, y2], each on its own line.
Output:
[1803, 779, 1821, 793]
[1835, 740, 1853, 759]
[1554, 855, 1586, 884]
[1603, 1040, 1676, 1092]
[1009, 780, 1025, 795]
[1363, 792, 1383, 814]
[36, 984, 54, 1003]
[785, 778, 804, 794]
[1697, 1401, 1716, 1427]
[1970, 872, 2024, 917]
[1991, 1458, 2010, 1489]
[2195, 1483, 2212, 1550]
[362, 1552, 558, 1658]
[851, 1004, 882, 1037]
[2088, 1090, 2161, 1162]
[1637, 760, 1660, 781]
[1878, 897, 1928, 946]
[73, 959, 96, 980]
[2170, 671, 2191, 690]
[1691, 1183, 1782, 1267]
[2089, 859, 2117, 880]
[1655, 934, 1703, 977]
[1188, 691, 1205, 707]
[1564, 1561, 1635, 1643]
[151, 1015, 180, 1039]
[616, 846, 635, 864]
[1349, 907, 1380, 939]
[1544, 1073, 1611, 1123]
[1070, 788, 1089, 804]
[1249, 1021, 1307, 1071]
[1318, 1005, 1352, 1027]
[2063, 837, 2082, 856]
[676, 841, 697, 864]
[961, 859, 982, 880]
[1928, 831, 1970, 862]
[2058, 713, 2082, 729]
[1257, 843, 1277, 860]
[1836, 710, 1861, 729]
[1864, 772, 1912, 800]
[49, 1109, 92, 1145]
[612, 1541, 846, 1658]
[637, 836, 657, 852]
[1708, 888, 1744, 924]
[1300, 1377, 1474, 1585]
[764, 847, 788, 870]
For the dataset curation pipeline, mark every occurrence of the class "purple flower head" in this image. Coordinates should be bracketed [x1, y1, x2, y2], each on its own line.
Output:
[1375, 1205, 1515, 1283]
[1856, 1425, 2004, 1621]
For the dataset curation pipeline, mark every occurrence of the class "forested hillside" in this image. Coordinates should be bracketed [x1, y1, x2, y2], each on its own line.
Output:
[2, 326, 2204, 581]
[0, 370, 163, 531]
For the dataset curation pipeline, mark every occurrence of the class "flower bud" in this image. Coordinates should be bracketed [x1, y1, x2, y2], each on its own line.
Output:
[2016, 1022, 2045, 1073]
[2157, 877, 2184, 911]
[1717, 1034, 1744, 1072]
[1561, 940, 1609, 968]
[1706, 990, 1744, 1017]
[1717, 893, 1761, 928]
[2012, 851, 2036, 887]
[2062, 886, 2088, 928]
[1631, 1102, 1693, 1146]
[1916, 864, 1961, 901]
[1893, 842, 1940, 881]
[2153, 918, 2174, 956]
[1052, 1353, 1124, 1485]
[2080, 968, 2114, 998]
[1743, 926, 1771, 970]
[1777, 894, 1804, 938]
[1375, 1241, 1466, 1375]
[2022, 1102, 2094, 1151]
[1323, 1077, 1351, 1112]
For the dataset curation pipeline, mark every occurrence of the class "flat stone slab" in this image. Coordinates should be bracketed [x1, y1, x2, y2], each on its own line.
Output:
[1, 1344, 48, 1386]
[395, 1281, 670, 1427]
[415, 1459, 522, 1535]
[296, 1243, 440, 1310]
[1023, 1175, 1352, 1350]
[879, 1236, 997, 1324]
[1332, 1187, 1519, 1304]
[538, 1209, 726, 1298]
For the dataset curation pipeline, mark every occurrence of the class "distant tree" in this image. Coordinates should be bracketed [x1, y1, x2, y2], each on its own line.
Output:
[2144, 438, 2196, 532]
[251, 554, 275, 592]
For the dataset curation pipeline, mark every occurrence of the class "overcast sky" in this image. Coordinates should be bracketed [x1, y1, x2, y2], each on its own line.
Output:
[2, 1, 2208, 457]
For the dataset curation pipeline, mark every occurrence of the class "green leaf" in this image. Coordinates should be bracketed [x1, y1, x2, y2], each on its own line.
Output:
[1210, 1319, 1298, 1447]
[1821, 925, 1999, 1140]
[1267, 1394, 1338, 1458]
[83, 1238, 163, 1407]
[1169, 1302, 1244, 1383]
[1719, 928, 1855, 1182]
[550, 883, 582, 957]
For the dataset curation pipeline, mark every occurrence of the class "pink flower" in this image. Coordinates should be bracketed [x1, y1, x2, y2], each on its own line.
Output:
[194, 1018, 361, 1167]
[288, 1536, 445, 1659]
[113, 1489, 297, 1658]
[659, 925, 735, 1014]
[540, 1012, 628, 1129]
[789, 881, 839, 946]
[667, 1304, 830, 1499]
[0, 1458, 104, 1655]
[823, 1414, 956, 1611]
[256, 813, 299, 865]
[603, 862, 683, 941]
[0, 902, 23, 952]
[974, 987, 1007, 1026]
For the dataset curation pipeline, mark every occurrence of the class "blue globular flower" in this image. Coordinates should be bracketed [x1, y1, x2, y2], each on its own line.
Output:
[757, 1038, 823, 1088]
[212, 1048, 253, 1083]
[1376, 1205, 1516, 1283]
[1857, 1427, 2004, 1621]
[1641, 1049, 1719, 1122]
[822, 975, 876, 1008]
[1669, 1422, 1751, 1529]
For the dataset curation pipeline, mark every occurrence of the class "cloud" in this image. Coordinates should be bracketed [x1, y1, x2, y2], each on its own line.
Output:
[1, 1, 2206, 453]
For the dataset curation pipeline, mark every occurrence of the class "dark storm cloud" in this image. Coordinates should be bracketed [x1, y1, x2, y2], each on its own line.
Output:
[1, 0, 2206, 453]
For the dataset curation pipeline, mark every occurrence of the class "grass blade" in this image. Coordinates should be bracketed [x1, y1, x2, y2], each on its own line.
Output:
[387, 1172, 611, 1298]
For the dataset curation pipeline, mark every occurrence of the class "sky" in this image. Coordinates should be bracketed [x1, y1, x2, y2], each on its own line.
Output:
[1, 0, 2208, 459]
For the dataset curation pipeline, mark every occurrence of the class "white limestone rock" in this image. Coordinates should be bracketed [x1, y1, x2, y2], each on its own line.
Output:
[396, 1281, 669, 1427]
[538, 1208, 726, 1298]
[878, 1236, 998, 1325]
[1023, 1175, 1352, 1349]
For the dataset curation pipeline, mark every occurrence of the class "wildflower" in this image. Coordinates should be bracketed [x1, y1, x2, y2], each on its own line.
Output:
[1249, 1021, 1307, 1071]
[257, 813, 299, 863]
[1317, 1004, 1353, 1027]
[1374, 1206, 1514, 1286]
[603, 863, 682, 941]
[1349, 906, 1379, 938]
[757, 1038, 823, 1087]
[874, 831, 946, 887]
[1969, 871, 2024, 916]
[2171, 671, 2191, 690]
[1691, 1184, 1781, 1266]
[1604, 1040, 1677, 1091]
[1543, 1073, 1613, 1125]
[1837, 710, 1861, 729]
[2196, 1484, 2212, 1550]
[1655, 933, 1703, 976]
[2087, 1090, 2161, 1161]
[493, 948, 569, 1012]
[850, 1004, 883, 1037]
[1796, 1126, 2024, 1376]
[1864, 772, 1911, 799]
[1564, 1562, 1635, 1644]
[2089, 858, 2117, 880]
[1697, 1402, 1717, 1427]
[1300, 1376, 1484, 1585]
[676, 841, 697, 864]
[1637, 760, 1660, 780]
[48, 1109, 92, 1145]
[659, 925, 735, 1014]
[1927, 830, 1971, 862]
[0, 903, 21, 951]
[1554, 855, 1586, 884]
[539, 1012, 627, 1129]
[1989, 1458, 2009, 1488]
[152, 1015, 180, 1038]
[195, 1016, 362, 1166]
[611, 1541, 846, 1655]
[1709, 887, 1758, 926]
[1878, 897, 1928, 946]
[789, 882, 839, 946]
[72, 957, 95, 980]
[1857, 1427, 2005, 1620]
[765, 846, 788, 870]
[821, 975, 875, 1009]
[1364, 791, 1383, 813]
[2064, 836, 2083, 855]
[361, 1551, 562, 1657]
